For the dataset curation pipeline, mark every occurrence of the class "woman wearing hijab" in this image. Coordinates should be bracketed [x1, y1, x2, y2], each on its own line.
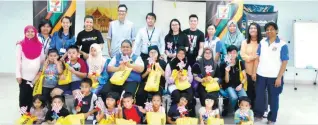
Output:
[135, 45, 166, 106]
[86, 43, 110, 94]
[192, 47, 220, 106]
[165, 47, 196, 116]
[221, 20, 245, 49]
[16, 25, 43, 112]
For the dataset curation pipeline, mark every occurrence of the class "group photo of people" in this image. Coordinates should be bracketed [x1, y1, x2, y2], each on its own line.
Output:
[15, 3, 289, 125]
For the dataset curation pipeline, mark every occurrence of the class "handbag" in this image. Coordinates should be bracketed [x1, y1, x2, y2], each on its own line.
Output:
[172, 69, 191, 91]
[176, 117, 198, 125]
[239, 60, 248, 91]
[205, 77, 220, 92]
[207, 117, 224, 125]
[58, 63, 72, 85]
[16, 114, 37, 125]
[33, 65, 46, 96]
[144, 65, 161, 92]
[115, 118, 136, 125]
[110, 67, 132, 86]
[90, 72, 100, 89]
[146, 112, 166, 125]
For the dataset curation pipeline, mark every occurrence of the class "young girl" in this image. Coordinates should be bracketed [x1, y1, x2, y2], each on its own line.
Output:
[44, 95, 70, 124]
[86, 43, 108, 94]
[30, 95, 48, 124]
[139, 93, 165, 113]
[199, 94, 220, 125]
[167, 93, 189, 124]
[96, 92, 120, 123]
[234, 97, 254, 124]
[34, 49, 62, 104]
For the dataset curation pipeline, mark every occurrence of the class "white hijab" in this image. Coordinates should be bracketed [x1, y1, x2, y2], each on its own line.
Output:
[87, 43, 106, 74]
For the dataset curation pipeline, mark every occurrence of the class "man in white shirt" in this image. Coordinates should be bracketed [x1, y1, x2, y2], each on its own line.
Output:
[107, 4, 136, 57]
[133, 12, 165, 61]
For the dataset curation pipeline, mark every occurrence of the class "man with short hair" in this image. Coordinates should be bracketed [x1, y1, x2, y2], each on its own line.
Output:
[183, 14, 205, 66]
[107, 4, 136, 57]
[133, 12, 165, 61]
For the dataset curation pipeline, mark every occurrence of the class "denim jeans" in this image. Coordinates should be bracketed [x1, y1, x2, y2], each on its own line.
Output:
[220, 87, 247, 109]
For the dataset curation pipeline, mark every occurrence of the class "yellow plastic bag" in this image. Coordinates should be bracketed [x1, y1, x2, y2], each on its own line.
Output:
[16, 114, 37, 125]
[207, 117, 224, 125]
[99, 117, 115, 125]
[145, 65, 161, 92]
[58, 63, 72, 85]
[172, 69, 191, 91]
[110, 67, 132, 86]
[241, 121, 254, 125]
[204, 77, 220, 92]
[115, 118, 136, 125]
[56, 114, 85, 125]
[176, 117, 198, 125]
[33, 71, 45, 96]
[146, 112, 166, 125]
[239, 60, 248, 91]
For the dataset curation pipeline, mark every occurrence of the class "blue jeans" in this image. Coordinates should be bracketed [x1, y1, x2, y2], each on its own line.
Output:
[220, 87, 247, 109]
[254, 75, 284, 122]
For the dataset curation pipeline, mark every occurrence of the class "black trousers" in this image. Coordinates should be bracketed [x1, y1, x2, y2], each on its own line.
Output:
[246, 74, 256, 109]
[135, 81, 164, 107]
[19, 79, 33, 112]
[171, 88, 196, 117]
[42, 87, 54, 105]
[197, 83, 219, 106]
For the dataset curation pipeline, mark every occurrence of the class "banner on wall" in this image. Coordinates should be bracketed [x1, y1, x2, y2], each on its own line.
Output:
[244, 12, 278, 37]
[33, 0, 76, 35]
[85, 0, 119, 34]
[206, 0, 244, 39]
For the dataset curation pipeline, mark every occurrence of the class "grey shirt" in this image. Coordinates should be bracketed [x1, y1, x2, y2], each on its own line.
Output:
[107, 20, 136, 57]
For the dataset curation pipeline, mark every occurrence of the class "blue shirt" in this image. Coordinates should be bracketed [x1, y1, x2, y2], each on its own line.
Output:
[50, 31, 76, 55]
[41, 64, 59, 88]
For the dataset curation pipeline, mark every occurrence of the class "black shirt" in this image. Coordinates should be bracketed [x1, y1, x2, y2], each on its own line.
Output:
[183, 29, 205, 66]
[220, 60, 245, 88]
[192, 62, 220, 78]
[45, 107, 69, 121]
[74, 93, 96, 113]
[76, 29, 104, 54]
[164, 33, 189, 61]
[168, 104, 189, 121]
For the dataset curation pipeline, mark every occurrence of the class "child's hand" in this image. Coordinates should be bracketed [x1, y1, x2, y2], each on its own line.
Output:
[59, 75, 66, 80]
[180, 76, 187, 81]
[76, 106, 81, 112]
[236, 84, 242, 91]
[53, 59, 59, 65]
[225, 66, 231, 72]
[96, 111, 104, 121]
[68, 66, 75, 73]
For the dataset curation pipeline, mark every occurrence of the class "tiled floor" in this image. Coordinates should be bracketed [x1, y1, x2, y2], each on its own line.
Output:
[1, 73, 317, 124]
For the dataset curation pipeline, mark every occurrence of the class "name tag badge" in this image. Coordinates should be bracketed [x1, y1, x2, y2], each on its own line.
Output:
[60, 48, 66, 53]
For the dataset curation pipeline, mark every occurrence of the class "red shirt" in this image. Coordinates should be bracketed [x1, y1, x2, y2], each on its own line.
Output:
[123, 106, 141, 124]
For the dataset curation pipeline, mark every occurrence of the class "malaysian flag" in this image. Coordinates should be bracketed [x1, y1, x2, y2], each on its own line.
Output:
[95, 97, 105, 112]
[122, 55, 130, 62]
[19, 106, 28, 115]
[51, 103, 62, 113]
[177, 61, 185, 70]
[74, 90, 84, 102]
[144, 102, 153, 112]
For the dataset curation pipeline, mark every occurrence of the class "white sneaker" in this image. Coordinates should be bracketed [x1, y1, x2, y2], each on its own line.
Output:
[263, 111, 269, 118]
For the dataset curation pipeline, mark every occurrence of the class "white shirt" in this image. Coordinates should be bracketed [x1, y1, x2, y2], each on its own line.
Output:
[257, 37, 289, 78]
[106, 20, 136, 57]
[133, 26, 165, 55]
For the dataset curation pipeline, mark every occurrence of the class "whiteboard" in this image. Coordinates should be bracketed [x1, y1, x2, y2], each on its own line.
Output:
[153, 1, 206, 36]
[294, 21, 318, 69]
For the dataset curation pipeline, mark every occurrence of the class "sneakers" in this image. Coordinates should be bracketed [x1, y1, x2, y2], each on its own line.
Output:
[263, 111, 269, 118]
[267, 121, 275, 125]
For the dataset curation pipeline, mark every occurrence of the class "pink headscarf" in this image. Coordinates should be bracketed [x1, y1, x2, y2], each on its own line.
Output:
[20, 25, 42, 59]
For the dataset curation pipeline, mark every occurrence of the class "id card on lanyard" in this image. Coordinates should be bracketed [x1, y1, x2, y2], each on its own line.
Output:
[60, 39, 67, 54]
[146, 27, 155, 46]
[40, 35, 50, 54]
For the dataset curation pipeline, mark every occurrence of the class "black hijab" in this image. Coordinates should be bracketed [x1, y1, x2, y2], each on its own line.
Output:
[198, 47, 216, 77]
[169, 47, 189, 70]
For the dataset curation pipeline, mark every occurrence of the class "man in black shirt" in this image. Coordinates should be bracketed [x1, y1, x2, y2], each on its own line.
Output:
[183, 14, 205, 66]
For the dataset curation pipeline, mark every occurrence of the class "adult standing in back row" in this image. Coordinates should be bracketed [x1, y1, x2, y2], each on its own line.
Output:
[183, 14, 205, 66]
[133, 12, 165, 61]
[107, 4, 136, 57]
[76, 15, 104, 60]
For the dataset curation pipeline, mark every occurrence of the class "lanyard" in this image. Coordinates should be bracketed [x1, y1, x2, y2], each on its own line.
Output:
[40, 34, 50, 52]
[147, 27, 155, 42]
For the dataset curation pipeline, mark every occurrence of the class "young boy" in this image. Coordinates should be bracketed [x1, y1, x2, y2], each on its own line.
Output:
[74, 78, 98, 124]
[120, 92, 143, 124]
[167, 93, 189, 124]
[51, 45, 88, 97]
[234, 97, 254, 124]
[44, 95, 70, 124]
